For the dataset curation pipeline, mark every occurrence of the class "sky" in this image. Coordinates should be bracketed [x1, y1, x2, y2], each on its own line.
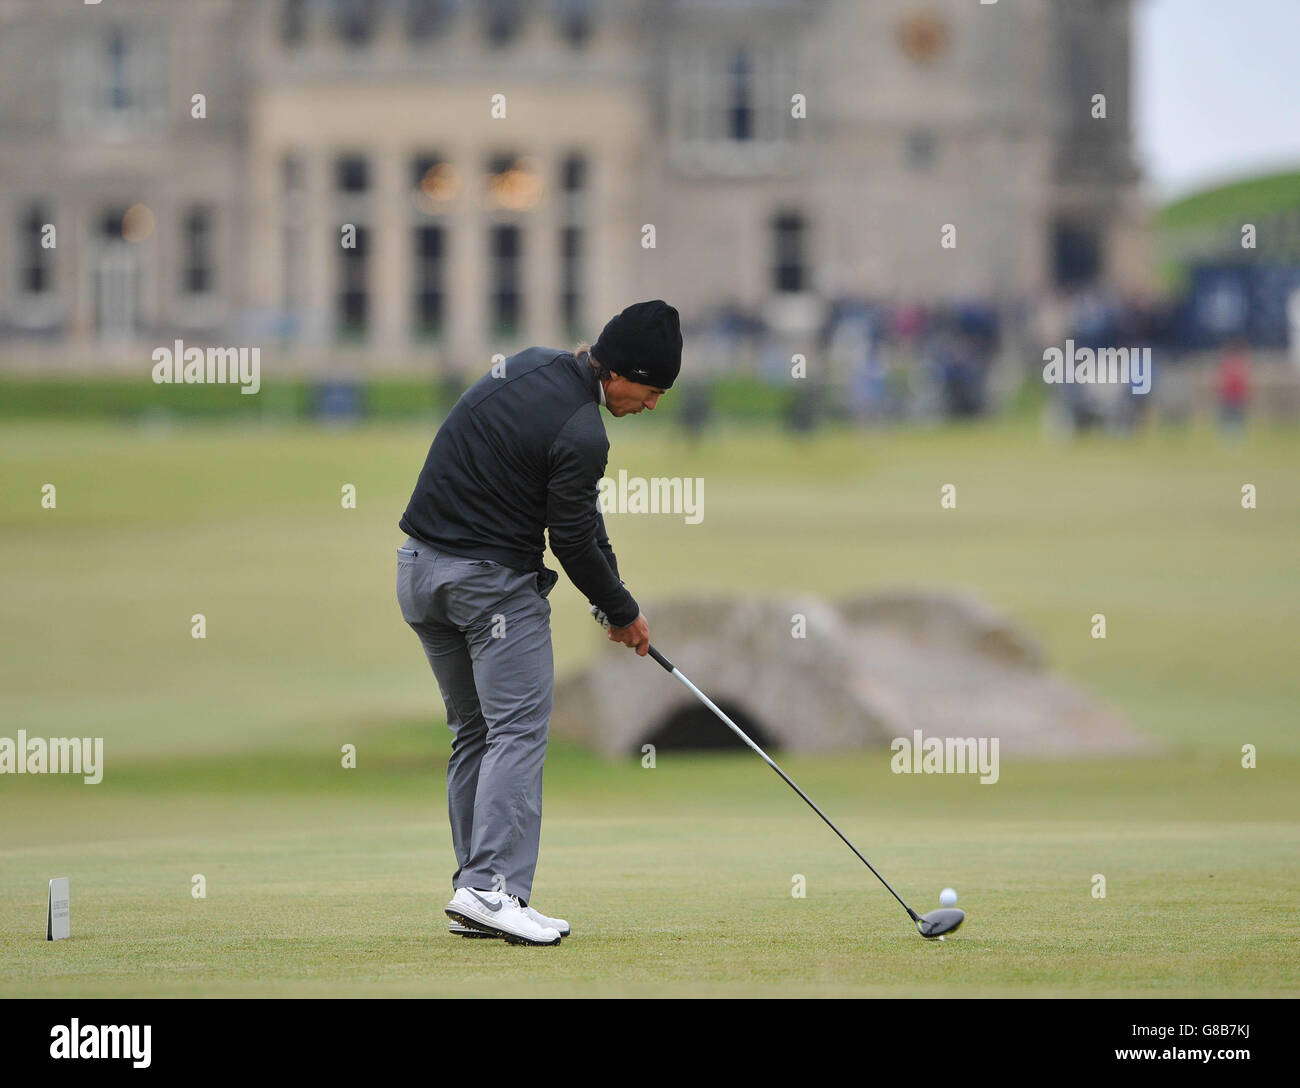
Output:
[1135, 0, 1300, 200]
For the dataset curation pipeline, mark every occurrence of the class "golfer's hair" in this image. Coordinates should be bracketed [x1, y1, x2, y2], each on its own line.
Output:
[575, 342, 611, 381]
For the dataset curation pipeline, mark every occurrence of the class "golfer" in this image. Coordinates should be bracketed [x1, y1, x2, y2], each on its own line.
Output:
[396, 299, 682, 945]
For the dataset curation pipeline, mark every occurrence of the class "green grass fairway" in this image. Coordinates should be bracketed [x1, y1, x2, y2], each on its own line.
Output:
[2, 738, 1297, 997]
[1, 416, 1298, 996]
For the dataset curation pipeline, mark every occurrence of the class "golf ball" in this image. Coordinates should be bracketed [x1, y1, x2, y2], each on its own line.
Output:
[939, 887, 958, 907]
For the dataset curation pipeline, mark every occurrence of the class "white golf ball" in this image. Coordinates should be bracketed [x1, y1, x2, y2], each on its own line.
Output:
[939, 887, 958, 908]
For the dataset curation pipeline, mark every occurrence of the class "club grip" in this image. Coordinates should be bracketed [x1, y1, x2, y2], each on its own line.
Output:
[647, 645, 675, 672]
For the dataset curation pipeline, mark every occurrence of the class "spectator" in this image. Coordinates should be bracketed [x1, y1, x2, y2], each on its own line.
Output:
[1216, 337, 1251, 435]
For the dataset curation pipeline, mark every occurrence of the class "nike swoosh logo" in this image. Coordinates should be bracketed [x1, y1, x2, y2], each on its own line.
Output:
[468, 890, 502, 912]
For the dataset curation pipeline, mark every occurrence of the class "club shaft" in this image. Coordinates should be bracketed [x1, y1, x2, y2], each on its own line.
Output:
[648, 644, 919, 922]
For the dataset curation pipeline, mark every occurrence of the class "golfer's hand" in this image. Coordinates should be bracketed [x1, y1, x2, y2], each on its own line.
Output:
[607, 612, 650, 656]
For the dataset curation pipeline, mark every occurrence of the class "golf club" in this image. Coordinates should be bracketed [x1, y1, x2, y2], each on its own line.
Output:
[633, 636, 964, 940]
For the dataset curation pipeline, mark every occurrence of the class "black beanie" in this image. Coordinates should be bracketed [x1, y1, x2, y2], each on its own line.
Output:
[591, 300, 683, 389]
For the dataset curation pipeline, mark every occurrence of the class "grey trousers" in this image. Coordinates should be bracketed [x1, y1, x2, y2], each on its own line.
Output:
[396, 537, 559, 903]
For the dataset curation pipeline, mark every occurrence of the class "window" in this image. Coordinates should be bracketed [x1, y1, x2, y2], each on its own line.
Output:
[335, 155, 371, 339]
[561, 154, 587, 195]
[96, 206, 138, 340]
[554, 0, 592, 47]
[19, 204, 54, 296]
[905, 130, 937, 172]
[408, 0, 460, 40]
[281, 155, 306, 318]
[182, 207, 214, 295]
[482, 154, 542, 212]
[336, 155, 370, 194]
[76, 25, 163, 134]
[413, 225, 446, 337]
[561, 226, 582, 332]
[667, 42, 801, 174]
[281, 0, 308, 46]
[411, 153, 450, 338]
[772, 211, 806, 294]
[107, 30, 131, 111]
[101, 207, 129, 240]
[412, 151, 461, 213]
[1052, 219, 1101, 289]
[338, 226, 370, 338]
[489, 224, 522, 333]
[484, 0, 522, 47]
[411, 153, 439, 189]
[559, 154, 587, 333]
[728, 50, 754, 142]
[283, 154, 304, 196]
[332, 0, 379, 48]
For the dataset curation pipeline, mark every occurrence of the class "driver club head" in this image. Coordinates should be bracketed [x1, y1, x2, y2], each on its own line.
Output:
[916, 908, 965, 939]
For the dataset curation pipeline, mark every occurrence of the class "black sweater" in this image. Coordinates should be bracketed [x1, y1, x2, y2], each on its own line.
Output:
[399, 347, 640, 627]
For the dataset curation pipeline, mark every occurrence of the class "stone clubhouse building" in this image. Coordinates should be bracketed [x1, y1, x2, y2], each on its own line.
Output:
[0, 0, 1144, 374]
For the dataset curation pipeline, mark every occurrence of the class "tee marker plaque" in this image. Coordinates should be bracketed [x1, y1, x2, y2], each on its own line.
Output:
[47, 877, 70, 941]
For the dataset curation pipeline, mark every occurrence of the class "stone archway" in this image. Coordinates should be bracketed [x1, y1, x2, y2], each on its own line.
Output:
[551, 590, 1154, 759]
[638, 698, 777, 755]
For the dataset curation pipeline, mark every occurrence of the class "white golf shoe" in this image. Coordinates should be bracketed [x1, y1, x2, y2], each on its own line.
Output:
[445, 888, 562, 946]
[447, 920, 497, 938]
[448, 903, 569, 939]
[522, 904, 570, 938]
